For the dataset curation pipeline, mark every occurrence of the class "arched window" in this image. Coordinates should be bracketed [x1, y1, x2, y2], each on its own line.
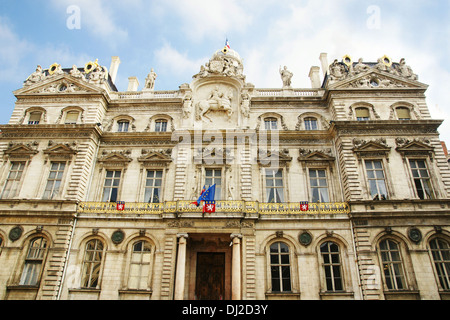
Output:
[304, 117, 318, 130]
[320, 241, 343, 291]
[81, 239, 104, 288]
[396, 107, 411, 120]
[155, 119, 168, 132]
[117, 120, 130, 132]
[264, 117, 278, 130]
[355, 108, 370, 121]
[20, 237, 48, 286]
[64, 111, 80, 124]
[429, 237, 450, 291]
[28, 112, 42, 125]
[128, 240, 152, 290]
[379, 239, 407, 290]
[269, 242, 291, 292]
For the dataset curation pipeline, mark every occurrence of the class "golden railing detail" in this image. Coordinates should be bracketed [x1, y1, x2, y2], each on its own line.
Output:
[78, 201, 350, 215]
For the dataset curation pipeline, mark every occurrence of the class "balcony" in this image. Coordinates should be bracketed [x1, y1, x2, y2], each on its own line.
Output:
[77, 201, 350, 215]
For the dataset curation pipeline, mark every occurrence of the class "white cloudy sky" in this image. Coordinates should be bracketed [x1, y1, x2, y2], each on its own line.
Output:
[0, 0, 449, 143]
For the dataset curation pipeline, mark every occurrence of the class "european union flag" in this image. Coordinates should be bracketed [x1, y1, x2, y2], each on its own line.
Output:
[192, 184, 216, 206]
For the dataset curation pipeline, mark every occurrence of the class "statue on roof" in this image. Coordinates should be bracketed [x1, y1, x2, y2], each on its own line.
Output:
[24, 65, 46, 86]
[144, 68, 157, 90]
[279, 66, 293, 88]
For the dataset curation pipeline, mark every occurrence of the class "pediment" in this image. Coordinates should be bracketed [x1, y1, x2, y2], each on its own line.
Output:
[257, 149, 292, 167]
[298, 150, 335, 161]
[138, 152, 172, 167]
[43, 144, 77, 156]
[14, 74, 102, 96]
[353, 139, 391, 158]
[98, 152, 132, 164]
[396, 140, 434, 152]
[328, 70, 428, 90]
[4, 143, 38, 159]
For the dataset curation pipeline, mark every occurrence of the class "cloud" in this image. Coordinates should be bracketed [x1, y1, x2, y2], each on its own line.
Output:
[50, 0, 128, 45]
[152, 0, 252, 41]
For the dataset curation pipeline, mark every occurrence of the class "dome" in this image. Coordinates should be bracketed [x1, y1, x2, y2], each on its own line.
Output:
[212, 47, 243, 64]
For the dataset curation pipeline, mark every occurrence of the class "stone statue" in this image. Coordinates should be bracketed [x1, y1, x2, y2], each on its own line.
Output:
[195, 87, 233, 122]
[241, 90, 250, 118]
[182, 93, 192, 119]
[396, 58, 418, 80]
[353, 58, 370, 75]
[25, 65, 46, 86]
[144, 68, 157, 90]
[69, 65, 85, 81]
[329, 60, 346, 81]
[279, 66, 293, 88]
[89, 65, 107, 84]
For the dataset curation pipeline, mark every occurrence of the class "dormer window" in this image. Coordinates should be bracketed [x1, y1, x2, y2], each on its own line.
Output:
[396, 107, 411, 120]
[28, 112, 42, 125]
[64, 111, 79, 124]
[155, 119, 168, 132]
[355, 108, 370, 121]
[117, 120, 129, 132]
[264, 118, 278, 130]
[304, 117, 318, 130]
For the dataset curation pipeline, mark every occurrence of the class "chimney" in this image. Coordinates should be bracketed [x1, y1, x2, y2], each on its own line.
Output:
[319, 53, 329, 77]
[309, 66, 321, 88]
[127, 77, 139, 92]
[109, 56, 121, 83]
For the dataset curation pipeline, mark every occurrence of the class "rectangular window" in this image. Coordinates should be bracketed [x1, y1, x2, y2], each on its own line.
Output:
[144, 170, 163, 203]
[117, 121, 129, 132]
[266, 169, 284, 203]
[65, 111, 79, 124]
[28, 112, 41, 125]
[102, 170, 121, 202]
[205, 169, 222, 200]
[155, 120, 168, 132]
[304, 118, 318, 130]
[264, 118, 278, 130]
[128, 241, 152, 290]
[19, 237, 47, 286]
[365, 160, 388, 200]
[1, 162, 26, 199]
[355, 108, 370, 121]
[309, 169, 330, 202]
[409, 160, 433, 199]
[43, 162, 66, 199]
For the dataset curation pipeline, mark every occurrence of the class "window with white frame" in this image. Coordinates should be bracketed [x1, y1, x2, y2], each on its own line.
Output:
[81, 239, 104, 288]
[429, 237, 450, 291]
[144, 170, 163, 203]
[19, 237, 48, 286]
[264, 117, 278, 130]
[102, 170, 122, 202]
[365, 160, 388, 200]
[379, 239, 407, 290]
[1, 162, 26, 199]
[269, 242, 292, 292]
[117, 120, 130, 132]
[205, 168, 222, 200]
[309, 169, 330, 202]
[304, 117, 318, 130]
[43, 162, 66, 199]
[128, 240, 152, 290]
[155, 119, 168, 132]
[320, 241, 344, 292]
[265, 169, 284, 203]
[409, 159, 434, 199]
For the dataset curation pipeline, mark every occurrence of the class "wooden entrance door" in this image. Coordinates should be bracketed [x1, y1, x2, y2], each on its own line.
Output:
[195, 253, 225, 300]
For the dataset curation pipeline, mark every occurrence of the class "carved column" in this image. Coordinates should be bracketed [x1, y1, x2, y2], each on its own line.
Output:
[231, 233, 243, 300]
[174, 233, 188, 300]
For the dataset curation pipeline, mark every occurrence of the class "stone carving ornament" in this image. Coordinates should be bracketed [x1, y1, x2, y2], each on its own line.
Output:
[195, 86, 233, 122]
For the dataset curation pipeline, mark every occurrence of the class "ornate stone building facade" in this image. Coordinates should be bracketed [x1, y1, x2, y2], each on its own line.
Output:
[0, 47, 449, 300]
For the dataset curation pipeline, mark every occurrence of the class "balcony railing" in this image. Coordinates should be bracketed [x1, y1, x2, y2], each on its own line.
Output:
[77, 201, 350, 215]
